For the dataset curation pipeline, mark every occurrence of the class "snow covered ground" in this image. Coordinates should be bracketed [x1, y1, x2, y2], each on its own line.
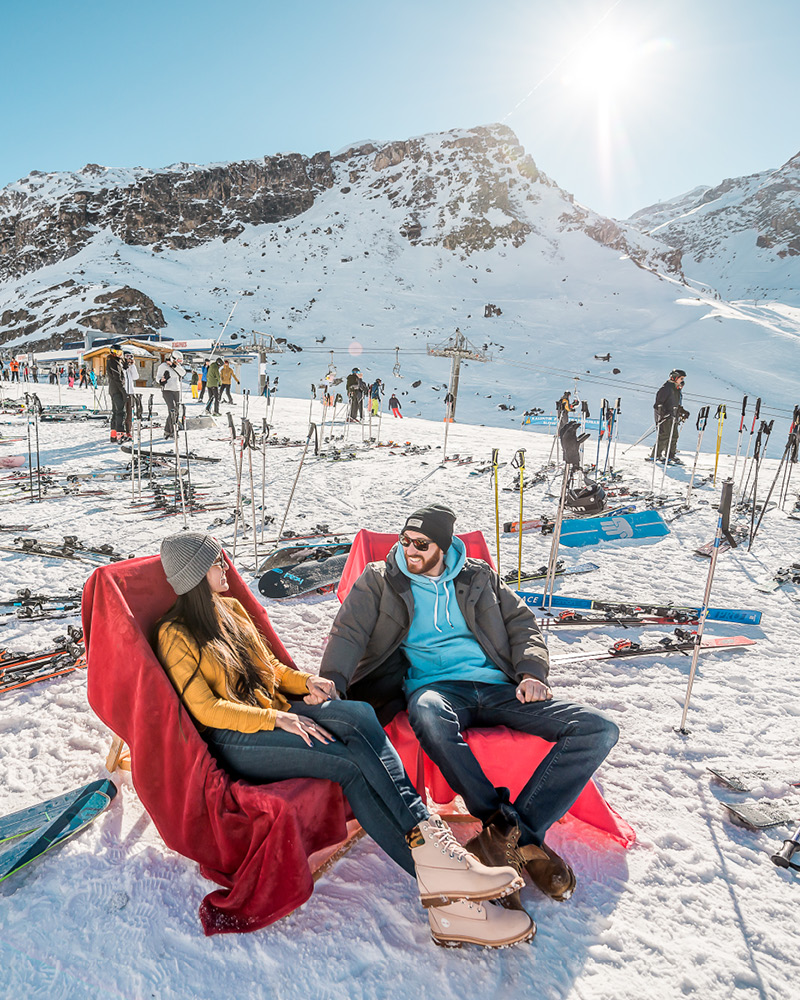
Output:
[1, 382, 799, 1000]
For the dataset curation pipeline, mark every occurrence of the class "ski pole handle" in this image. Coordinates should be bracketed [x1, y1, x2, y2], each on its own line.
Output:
[771, 824, 800, 871]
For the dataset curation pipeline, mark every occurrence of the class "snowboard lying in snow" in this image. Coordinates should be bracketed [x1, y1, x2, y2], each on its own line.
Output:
[257, 541, 352, 574]
[258, 552, 350, 600]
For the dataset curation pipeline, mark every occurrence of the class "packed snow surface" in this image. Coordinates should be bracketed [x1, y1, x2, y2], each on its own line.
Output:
[1, 382, 799, 1000]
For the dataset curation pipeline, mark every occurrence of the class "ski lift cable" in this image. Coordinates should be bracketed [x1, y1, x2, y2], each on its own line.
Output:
[292, 345, 794, 420]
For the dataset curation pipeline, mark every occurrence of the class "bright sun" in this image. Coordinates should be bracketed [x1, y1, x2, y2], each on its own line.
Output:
[563, 30, 641, 103]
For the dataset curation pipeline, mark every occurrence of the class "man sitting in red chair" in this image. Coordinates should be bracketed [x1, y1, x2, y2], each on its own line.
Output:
[320, 504, 620, 908]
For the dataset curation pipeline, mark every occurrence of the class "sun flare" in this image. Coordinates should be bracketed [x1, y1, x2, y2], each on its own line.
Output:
[562, 30, 642, 103]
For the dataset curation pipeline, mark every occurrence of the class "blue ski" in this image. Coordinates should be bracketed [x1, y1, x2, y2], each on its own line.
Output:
[516, 592, 762, 626]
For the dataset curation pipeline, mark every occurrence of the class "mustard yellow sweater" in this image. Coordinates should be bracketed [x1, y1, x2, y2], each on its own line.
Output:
[156, 597, 311, 733]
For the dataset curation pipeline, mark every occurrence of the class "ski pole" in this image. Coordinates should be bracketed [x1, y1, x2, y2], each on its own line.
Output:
[611, 398, 622, 471]
[713, 404, 726, 485]
[771, 824, 800, 872]
[134, 394, 143, 500]
[170, 404, 188, 531]
[623, 422, 656, 455]
[147, 394, 154, 480]
[492, 448, 501, 574]
[741, 419, 770, 507]
[686, 406, 710, 506]
[242, 419, 259, 570]
[730, 395, 748, 484]
[511, 449, 526, 589]
[273, 423, 319, 552]
[595, 399, 607, 474]
[677, 479, 736, 735]
[659, 407, 679, 497]
[750, 411, 800, 550]
[24, 394, 34, 503]
[181, 404, 193, 520]
[602, 402, 617, 474]
[260, 418, 270, 542]
[580, 401, 590, 466]
[32, 393, 42, 502]
[231, 419, 247, 563]
[651, 416, 665, 493]
[242, 388, 250, 422]
[737, 397, 761, 498]
[779, 432, 798, 509]
[543, 464, 571, 612]
[308, 384, 315, 427]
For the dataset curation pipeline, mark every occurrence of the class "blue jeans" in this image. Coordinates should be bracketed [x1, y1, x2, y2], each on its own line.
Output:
[406, 682, 619, 847]
[205, 699, 428, 876]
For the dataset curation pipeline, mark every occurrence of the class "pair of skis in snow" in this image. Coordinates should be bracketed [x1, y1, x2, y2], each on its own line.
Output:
[0, 779, 116, 882]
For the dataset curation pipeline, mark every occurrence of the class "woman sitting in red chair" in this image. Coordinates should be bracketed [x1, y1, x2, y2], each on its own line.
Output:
[155, 532, 534, 949]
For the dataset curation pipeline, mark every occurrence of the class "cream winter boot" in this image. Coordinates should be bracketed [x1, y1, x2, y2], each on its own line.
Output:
[406, 815, 523, 907]
[428, 898, 536, 948]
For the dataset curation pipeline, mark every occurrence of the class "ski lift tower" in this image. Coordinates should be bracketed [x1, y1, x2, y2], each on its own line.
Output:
[427, 328, 491, 422]
[249, 332, 286, 396]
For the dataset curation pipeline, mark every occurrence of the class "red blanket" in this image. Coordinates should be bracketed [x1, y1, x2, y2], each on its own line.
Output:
[83, 554, 349, 935]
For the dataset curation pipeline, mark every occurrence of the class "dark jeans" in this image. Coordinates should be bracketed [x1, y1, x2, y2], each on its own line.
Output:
[205, 699, 428, 876]
[162, 390, 180, 437]
[406, 681, 619, 848]
[222, 383, 233, 404]
[205, 385, 220, 415]
[110, 389, 126, 434]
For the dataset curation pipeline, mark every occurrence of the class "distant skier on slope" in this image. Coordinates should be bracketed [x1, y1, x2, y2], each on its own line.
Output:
[389, 392, 403, 418]
[651, 368, 689, 465]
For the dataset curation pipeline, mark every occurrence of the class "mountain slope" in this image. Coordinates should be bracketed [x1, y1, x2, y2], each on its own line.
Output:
[627, 153, 800, 303]
[1, 125, 798, 444]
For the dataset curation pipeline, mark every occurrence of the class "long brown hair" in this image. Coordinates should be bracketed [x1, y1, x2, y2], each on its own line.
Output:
[157, 577, 274, 705]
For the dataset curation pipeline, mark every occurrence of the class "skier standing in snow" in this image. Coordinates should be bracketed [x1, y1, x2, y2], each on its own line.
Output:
[320, 504, 619, 909]
[198, 361, 208, 402]
[106, 344, 127, 444]
[389, 392, 403, 418]
[651, 369, 689, 464]
[220, 360, 240, 404]
[156, 350, 186, 439]
[369, 378, 384, 417]
[347, 368, 364, 422]
[155, 532, 534, 948]
[204, 358, 222, 416]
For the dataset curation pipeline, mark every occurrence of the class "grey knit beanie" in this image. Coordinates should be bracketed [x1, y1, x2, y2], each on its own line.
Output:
[160, 532, 222, 595]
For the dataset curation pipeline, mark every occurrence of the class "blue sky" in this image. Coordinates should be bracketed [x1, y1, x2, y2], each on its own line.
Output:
[1, 0, 796, 218]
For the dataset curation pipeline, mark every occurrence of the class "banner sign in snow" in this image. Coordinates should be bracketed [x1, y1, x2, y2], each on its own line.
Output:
[558, 510, 669, 547]
[515, 591, 762, 626]
[521, 415, 602, 431]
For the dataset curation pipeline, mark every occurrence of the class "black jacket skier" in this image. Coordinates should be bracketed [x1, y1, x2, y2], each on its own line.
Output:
[653, 369, 689, 463]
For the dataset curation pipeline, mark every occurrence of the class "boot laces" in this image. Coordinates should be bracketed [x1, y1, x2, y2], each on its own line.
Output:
[427, 819, 469, 861]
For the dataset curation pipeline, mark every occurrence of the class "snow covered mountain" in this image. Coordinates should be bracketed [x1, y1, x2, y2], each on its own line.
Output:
[1, 124, 798, 444]
[626, 152, 800, 304]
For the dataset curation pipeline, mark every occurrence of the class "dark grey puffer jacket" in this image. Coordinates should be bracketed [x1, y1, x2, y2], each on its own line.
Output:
[320, 548, 549, 719]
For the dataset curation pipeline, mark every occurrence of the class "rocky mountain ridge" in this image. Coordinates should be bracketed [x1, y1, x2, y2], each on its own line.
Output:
[626, 151, 800, 301]
[0, 124, 683, 349]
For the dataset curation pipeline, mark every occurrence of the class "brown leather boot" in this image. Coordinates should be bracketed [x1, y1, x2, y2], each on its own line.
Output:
[514, 841, 576, 901]
[465, 818, 526, 911]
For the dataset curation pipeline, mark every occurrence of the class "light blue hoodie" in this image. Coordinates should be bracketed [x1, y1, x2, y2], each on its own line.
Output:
[397, 537, 508, 695]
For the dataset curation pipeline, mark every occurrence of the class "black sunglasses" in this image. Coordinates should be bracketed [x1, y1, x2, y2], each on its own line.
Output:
[400, 534, 432, 551]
